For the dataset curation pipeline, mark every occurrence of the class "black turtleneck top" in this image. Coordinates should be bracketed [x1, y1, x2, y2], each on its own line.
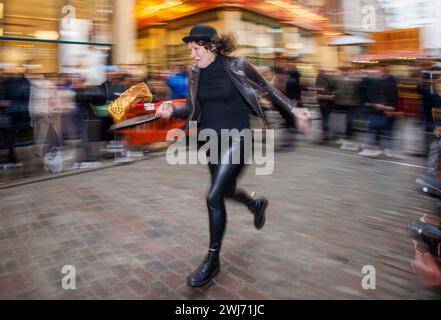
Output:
[197, 55, 252, 134]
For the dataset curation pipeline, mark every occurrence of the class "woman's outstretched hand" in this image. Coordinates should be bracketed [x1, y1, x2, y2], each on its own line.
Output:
[292, 107, 312, 133]
[156, 101, 174, 119]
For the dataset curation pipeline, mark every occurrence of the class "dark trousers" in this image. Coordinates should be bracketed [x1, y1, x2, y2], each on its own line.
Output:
[319, 102, 332, 140]
[206, 136, 252, 250]
[1, 127, 18, 163]
[422, 105, 434, 156]
[1, 111, 30, 163]
[81, 118, 102, 162]
[367, 114, 395, 149]
[320, 103, 356, 139]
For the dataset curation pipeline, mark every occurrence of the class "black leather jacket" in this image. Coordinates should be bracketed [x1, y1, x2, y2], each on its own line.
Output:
[174, 55, 297, 128]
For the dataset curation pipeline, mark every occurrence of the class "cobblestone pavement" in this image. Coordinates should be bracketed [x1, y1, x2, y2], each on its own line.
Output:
[0, 143, 440, 300]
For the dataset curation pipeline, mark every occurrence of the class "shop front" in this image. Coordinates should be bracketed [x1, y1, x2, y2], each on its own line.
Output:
[0, 0, 113, 80]
[135, 0, 327, 69]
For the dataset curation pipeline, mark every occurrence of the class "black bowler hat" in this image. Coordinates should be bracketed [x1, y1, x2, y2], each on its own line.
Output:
[182, 24, 218, 43]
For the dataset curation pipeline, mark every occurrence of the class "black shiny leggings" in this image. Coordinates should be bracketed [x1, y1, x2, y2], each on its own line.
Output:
[206, 136, 252, 250]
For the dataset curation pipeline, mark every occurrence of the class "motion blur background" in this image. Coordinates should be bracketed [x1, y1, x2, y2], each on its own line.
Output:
[2, 0, 441, 199]
[1, 0, 439, 81]
[1, 0, 441, 297]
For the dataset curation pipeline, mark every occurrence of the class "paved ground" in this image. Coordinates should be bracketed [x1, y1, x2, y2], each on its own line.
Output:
[0, 142, 440, 300]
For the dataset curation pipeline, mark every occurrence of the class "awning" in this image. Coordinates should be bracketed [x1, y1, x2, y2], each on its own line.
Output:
[328, 35, 374, 46]
[136, 0, 326, 31]
[352, 51, 429, 62]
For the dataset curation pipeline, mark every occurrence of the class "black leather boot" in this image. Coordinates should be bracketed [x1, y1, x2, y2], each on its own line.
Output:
[247, 197, 268, 229]
[187, 250, 220, 288]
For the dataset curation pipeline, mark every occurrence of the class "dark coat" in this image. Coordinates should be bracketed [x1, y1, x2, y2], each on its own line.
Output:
[3, 76, 31, 131]
[175, 55, 297, 128]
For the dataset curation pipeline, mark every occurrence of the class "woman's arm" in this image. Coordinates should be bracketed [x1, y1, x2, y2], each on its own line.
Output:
[241, 58, 295, 115]
[241, 58, 311, 131]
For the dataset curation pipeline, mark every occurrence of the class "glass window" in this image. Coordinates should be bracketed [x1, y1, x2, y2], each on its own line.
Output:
[0, 0, 113, 72]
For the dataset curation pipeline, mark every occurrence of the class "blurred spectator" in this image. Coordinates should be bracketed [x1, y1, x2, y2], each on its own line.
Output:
[286, 67, 301, 102]
[96, 70, 126, 142]
[271, 62, 297, 150]
[426, 78, 441, 176]
[28, 74, 61, 158]
[431, 78, 441, 137]
[0, 68, 11, 161]
[0, 67, 5, 103]
[255, 66, 295, 151]
[124, 72, 145, 90]
[73, 76, 107, 166]
[166, 64, 189, 99]
[315, 69, 334, 143]
[1, 66, 31, 167]
[272, 62, 289, 96]
[56, 74, 79, 141]
[331, 66, 363, 150]
[146, 69, 171, 101]
[418, 62, 440, 156]
[359, 65, 399, 158]
[259, 66, 275, 83]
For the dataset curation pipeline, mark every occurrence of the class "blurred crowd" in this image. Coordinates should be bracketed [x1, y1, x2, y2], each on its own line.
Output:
[312, 62, 441, 159]
[0, 63, 190, 171]
[257, 59, 441, 159]
[1, 58, 441, 288]
[1, 58, 441, 172]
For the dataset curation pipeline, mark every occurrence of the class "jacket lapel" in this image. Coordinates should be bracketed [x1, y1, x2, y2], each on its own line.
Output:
[221, 55, 263, 119]
[189, 65, 200, 111]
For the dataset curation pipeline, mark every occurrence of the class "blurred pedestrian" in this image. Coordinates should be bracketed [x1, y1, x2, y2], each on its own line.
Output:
[418, 63, 439, 156]
[1, 66, 31, 167]
[286, 64, 302, 106]
[147, 69, 171, 102]
[331, 66, 363, 150]
[28, 74, 61, 158]
[166, 63, 189, 99]
[315, 69, 334, 143]
[359, 65, 399, 158]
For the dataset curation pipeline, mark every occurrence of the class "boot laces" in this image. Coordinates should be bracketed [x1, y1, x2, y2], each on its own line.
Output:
[201, 252, 216, 273]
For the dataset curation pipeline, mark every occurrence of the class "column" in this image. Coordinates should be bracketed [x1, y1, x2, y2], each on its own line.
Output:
[113, 0, 137, 65]
[220, 10, 241, 35]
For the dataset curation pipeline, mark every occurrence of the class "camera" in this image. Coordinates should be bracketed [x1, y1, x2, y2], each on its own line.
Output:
[408, 220, 441, 257]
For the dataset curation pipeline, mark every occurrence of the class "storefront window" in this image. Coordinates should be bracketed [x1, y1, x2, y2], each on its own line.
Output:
[0, 0, 113, 74]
